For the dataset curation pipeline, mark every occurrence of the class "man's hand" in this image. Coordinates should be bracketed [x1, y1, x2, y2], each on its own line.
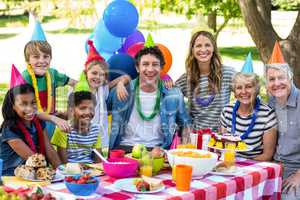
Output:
[283, 170, 300, 195]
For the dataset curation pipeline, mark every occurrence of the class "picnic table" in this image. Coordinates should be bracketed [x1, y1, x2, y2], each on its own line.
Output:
[30, 158, 282, 200]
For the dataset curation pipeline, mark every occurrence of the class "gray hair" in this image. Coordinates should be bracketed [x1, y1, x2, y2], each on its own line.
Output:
[232, 72, 260, 95]
[265, 63, 293, 80]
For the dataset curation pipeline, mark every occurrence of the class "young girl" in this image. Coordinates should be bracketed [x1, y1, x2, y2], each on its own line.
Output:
[175, 31, 235, 132]
[83, 41, 130, 148]
[0, 84, 61, 175]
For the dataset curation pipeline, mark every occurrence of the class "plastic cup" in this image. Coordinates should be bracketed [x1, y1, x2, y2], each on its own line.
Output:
[224, 150, 235, 166]
[175, 164, 192, 191]
[140, 165, 152, 177]
[110, 149, 125, 159]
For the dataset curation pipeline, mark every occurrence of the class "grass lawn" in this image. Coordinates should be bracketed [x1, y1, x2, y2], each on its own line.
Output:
[219, 46, 260, 61]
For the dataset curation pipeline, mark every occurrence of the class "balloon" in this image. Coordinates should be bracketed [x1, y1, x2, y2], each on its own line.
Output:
[157, 43, 172, 76]
[94, 20, 122, 53]
[122, 30, 145, 51]
[103, 0, 139, 37]
[85, 32, 95, 54]
[100, 51, 114, 61]
[127, 42, 144, 58]
[108, 53, 137, 81]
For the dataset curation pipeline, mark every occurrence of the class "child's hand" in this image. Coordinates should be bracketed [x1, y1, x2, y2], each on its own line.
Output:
[52, 116, 71, 132]
[116, 82, 129, 101]
[163, 79, 174, 89]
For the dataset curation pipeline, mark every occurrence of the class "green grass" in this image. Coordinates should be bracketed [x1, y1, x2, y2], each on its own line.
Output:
[219, 46, 260, 61]
[0, 14, 28, 27]
[139, 20, 194, 30]
[0, 33, 18, 39]
[48, 28, 93, 34]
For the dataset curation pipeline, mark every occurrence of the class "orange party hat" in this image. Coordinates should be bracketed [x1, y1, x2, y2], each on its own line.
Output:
[268, 41, 285, 64]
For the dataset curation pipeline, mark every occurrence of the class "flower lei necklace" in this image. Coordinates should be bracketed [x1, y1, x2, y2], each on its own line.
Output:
[16, 117, 45, 155]
[135, 78, 162, 121]
[27, 64, 52, 114]
[231, 97, 260, 140]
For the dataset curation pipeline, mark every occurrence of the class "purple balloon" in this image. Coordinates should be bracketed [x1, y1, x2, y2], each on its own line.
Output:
[122, 30, 145, 52]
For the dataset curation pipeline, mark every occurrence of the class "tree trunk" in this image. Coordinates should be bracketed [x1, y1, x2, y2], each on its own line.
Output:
[239, 0, 300, 87]
[207, 11, 217, 32]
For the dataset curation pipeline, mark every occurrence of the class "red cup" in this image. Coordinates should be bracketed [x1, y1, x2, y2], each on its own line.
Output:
[110, 149, 125, 158]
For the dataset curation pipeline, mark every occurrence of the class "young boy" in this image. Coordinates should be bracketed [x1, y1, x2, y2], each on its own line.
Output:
[22, 40, 77, 137]
[50, 90, 102, 163]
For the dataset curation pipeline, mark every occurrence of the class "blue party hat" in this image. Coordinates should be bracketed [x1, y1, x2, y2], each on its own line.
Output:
[241, 52, 254, 73]
[31, 20, 47, 41]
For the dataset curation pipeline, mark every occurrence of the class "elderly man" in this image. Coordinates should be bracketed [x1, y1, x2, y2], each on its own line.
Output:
[265, 41, 300, 199]
[107, 46, 191, 151]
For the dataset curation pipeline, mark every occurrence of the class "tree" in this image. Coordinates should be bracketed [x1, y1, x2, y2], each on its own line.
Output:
[238, 0, 300, 87]
[158, 0, 241, 39]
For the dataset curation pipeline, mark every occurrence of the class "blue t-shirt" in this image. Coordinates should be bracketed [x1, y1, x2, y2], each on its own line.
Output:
[0, 120, 46, 176]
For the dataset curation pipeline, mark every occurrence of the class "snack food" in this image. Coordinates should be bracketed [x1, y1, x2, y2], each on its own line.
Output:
[25, 154, 47, 168]
[14, 165, 35, 180]
[64, 163, 82, 175]
[133, 175, 163, 191]
[36, 167, 55, 181]
[208, 134, 248, 151]
[171, 151, 212, 158]
[213, 161, 237, 173]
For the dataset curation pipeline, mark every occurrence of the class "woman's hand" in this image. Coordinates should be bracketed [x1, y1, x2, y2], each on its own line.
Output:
[51, 116, 71, 133]
[163, 79, 174, 89]
[116, 81, 129, 101]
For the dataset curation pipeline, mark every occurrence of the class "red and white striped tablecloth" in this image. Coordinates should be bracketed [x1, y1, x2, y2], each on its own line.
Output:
[45, 158, 282, 200]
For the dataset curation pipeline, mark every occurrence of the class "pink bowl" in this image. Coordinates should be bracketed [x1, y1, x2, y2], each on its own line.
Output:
[103, 157, 139, 178]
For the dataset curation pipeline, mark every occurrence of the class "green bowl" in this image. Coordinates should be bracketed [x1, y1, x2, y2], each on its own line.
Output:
[152, 157, 164, 174]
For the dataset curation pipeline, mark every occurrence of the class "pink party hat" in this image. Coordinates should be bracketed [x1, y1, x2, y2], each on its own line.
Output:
[10, 64, 27, 88]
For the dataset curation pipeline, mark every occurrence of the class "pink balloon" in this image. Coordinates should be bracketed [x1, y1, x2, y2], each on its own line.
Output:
[126, 42, 144, 58]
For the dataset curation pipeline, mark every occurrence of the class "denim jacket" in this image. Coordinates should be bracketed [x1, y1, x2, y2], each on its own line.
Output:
[107, 79, 191, 149]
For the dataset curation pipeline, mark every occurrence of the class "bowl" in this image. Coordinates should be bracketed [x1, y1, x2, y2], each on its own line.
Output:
[152, 157, 164, 174]
[167, 149, 218, 176]
[103, 157, 139, 178]
[65, 176, 99, 196]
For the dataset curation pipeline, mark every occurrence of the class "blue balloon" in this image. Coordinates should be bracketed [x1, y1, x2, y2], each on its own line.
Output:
[103, 0, 139, 37]
[100, 51, 114, 61]
[94, 20, 122, 53]
[108, 53, 137, 81]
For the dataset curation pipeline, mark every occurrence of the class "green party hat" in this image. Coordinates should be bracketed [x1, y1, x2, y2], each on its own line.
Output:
[144, 33, 155, 48]
[74, 72, 90, 92]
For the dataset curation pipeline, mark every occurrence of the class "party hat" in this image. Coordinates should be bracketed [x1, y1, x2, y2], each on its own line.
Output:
[85, 40, 105, 69]
[241, 52, 254, 73]
[31, 19, 47, 41]
[268, 41, 285, 64]
[74, 72, 90, 92]
[144, 34, 155, 48]
[10, 64, 27, 88]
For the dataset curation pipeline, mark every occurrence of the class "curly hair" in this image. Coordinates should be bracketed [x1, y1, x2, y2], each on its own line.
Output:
[0, 84, 35, 132]
[185, 31, 222, 97]
[134, 46, 165, 68]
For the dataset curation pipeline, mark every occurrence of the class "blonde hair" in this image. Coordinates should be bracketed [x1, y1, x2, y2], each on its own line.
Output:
[85, 60, 109, 84]
[24, 41, 52, 62]
[232, 72, 260, 96]
[186, 31, 222, 98]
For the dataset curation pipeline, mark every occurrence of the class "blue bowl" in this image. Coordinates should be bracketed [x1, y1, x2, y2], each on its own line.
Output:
[65, 177, 99, 196]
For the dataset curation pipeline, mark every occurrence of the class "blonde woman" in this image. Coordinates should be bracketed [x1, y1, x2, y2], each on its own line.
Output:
[220, 72, 277, 161]
[175, 31, 235, 132]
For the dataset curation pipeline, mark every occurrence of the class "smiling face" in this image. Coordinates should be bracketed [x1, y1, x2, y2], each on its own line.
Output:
[266, 67, 292, 100]
[137, 54, 161, 88]
[86, 64, 107, 90]
[192, 35, 214, 65]
[13, 93, 37, 124]
[28, 49, 51, 76]
[234, 80, 257, 106]
[72, 99, 95, 130]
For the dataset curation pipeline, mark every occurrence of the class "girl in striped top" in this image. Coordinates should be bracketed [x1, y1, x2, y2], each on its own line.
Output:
[175, 31, 235, 131]
[220, 72, 277, 160]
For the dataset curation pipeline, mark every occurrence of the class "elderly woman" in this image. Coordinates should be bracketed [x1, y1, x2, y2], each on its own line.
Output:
[220, 72, 277, 161]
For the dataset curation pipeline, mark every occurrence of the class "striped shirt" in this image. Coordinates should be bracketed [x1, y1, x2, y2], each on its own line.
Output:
[175, 66, 235, 131]
[220, 102, 277, 158]
[51, 124, 101, 163]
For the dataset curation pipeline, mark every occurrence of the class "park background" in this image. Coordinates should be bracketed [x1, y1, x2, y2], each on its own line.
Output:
[0, 0, 299, 122]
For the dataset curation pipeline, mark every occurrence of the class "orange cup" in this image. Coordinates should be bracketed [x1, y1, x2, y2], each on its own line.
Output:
[175, 164, 193, 191]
